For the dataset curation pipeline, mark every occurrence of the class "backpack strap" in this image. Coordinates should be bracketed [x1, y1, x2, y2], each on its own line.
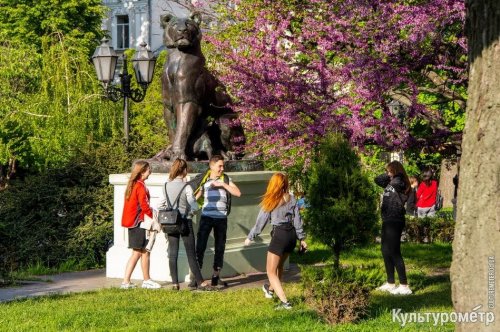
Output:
[164, 182, 188, 209]
[164, 182, 172, 209]
[193, 170, 211, 196]
[222, 173, 232, 216]
[173, 184, 188, 208]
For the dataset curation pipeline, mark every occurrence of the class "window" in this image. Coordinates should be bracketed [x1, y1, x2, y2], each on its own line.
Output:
[116, 15, 129, 49]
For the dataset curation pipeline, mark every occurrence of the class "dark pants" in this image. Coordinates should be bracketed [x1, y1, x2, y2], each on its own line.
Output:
[196, 216, 227, 271]
[166, 219, 204, 284]
[381, 221, 407, 284]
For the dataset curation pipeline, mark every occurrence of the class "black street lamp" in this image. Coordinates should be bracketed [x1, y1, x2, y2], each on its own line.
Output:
[387, 99, 407, 124]
[92, 38, 156, 141]
[387, 99, 408, 163]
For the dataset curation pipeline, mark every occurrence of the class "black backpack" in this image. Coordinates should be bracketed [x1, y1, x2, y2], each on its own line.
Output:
[188, 170, 232, 216]
[158, 183, 188, 235]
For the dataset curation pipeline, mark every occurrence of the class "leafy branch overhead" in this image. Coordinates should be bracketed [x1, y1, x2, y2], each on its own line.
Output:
[207, 0, 466, 166]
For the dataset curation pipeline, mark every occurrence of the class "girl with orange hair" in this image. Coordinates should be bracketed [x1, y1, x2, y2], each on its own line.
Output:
[245, 173, 307, 310]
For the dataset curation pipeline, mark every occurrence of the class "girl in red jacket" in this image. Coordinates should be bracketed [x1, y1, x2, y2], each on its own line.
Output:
[416, 169, 438, 218]
[121, 161, 161, 289]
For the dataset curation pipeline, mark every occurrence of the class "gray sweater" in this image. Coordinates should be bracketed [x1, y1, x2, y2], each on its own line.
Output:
[156, 178, 199, 218]
[247, 195, 306, 241]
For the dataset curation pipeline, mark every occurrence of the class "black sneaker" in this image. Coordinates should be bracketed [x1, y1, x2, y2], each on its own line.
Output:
[211, 275, 219, 286]
[275, 301, 292, 310]
[262, 283, 274, 299]
[187, 280, 197, 290]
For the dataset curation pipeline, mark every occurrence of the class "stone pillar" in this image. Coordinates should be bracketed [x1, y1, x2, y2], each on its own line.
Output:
[106, 171, 275, 281]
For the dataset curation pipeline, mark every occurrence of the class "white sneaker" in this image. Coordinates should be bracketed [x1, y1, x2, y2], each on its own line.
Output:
[376, 282, 396, 292]
[142, 279, 161, 289]
[390, 285, 413, 295]
[120, 282, 137, 289]
[262, 284, 275, 299]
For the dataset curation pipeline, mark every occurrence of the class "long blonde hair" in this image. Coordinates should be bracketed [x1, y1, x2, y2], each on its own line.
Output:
[261, 173, 289, 212]
[125, 160, 150, 200]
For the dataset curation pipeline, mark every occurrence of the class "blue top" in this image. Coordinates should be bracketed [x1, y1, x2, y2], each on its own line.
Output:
[247, 195, 306, 241]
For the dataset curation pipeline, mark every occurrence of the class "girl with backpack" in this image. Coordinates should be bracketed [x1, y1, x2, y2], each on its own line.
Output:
[157, 158, 210, 290]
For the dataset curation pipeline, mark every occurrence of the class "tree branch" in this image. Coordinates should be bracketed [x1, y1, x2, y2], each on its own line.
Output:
[422, 70, 466, 108]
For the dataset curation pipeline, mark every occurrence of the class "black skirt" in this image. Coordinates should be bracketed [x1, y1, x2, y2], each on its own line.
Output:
[268, 223, 297, 257]
[128, 225, 147, 250]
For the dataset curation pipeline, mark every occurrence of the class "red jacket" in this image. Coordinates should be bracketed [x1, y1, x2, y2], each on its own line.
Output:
[121, 180, 153, 228]
[416, 180, 438, 208]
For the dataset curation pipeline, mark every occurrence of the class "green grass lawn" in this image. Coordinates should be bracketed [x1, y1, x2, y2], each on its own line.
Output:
[0, 242, 453, 331]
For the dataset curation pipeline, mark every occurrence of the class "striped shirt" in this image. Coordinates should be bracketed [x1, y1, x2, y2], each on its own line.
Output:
[201, 176, 232, 219]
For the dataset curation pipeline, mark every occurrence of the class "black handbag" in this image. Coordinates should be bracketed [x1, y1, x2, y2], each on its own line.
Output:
[158, 183, 188, 235]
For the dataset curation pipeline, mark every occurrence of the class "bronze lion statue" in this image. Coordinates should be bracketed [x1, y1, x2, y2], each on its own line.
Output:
[155, 12, 245, 161]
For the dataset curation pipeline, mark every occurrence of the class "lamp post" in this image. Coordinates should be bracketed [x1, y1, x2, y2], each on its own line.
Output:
[388, 99, 407, 124]
[92, 38, 156, 142]
[388, 99, 408, 163]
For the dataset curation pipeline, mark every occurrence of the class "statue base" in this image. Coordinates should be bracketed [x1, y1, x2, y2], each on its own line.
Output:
[106, 170, 279, 282]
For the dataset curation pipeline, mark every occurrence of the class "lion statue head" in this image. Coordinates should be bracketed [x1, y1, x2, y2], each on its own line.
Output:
[160, 12, 202, 50]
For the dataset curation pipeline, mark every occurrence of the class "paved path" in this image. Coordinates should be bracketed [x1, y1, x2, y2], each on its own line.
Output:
[0, 265, 300, 303]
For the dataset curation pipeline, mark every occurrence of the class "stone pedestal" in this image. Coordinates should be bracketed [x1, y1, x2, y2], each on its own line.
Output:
[106, 171, 275, 281]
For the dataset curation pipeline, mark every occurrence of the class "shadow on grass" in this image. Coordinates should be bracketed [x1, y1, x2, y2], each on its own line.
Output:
[402, 242, 452, 269]
[366, 280, 452, 320]
[292, 242, 452, 271]
[407, 272, 450, 291]
[291, 248, 332, 265]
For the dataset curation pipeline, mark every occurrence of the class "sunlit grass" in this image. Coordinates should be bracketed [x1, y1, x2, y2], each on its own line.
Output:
[0, 242, 453, 331]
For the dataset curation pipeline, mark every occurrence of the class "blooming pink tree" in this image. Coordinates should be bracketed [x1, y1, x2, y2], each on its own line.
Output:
[206, 0, 466, 166]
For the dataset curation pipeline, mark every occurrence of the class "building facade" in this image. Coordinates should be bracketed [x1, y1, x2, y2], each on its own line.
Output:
[102, 0, 186, 53]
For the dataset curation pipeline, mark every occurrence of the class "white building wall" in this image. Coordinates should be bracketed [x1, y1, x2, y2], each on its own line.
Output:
[103, 0, 188, 52]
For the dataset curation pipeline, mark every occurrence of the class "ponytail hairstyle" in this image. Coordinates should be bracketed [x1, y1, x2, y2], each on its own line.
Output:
[386, 161, 411, 194]
[125, 160, 150, 200]
[169, 158, 188, 181]
[261, 172, 289, 212]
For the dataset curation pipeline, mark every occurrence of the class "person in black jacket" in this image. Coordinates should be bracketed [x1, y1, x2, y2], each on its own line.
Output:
[375, 161, 412, 295]
[405, 176, 419, 216]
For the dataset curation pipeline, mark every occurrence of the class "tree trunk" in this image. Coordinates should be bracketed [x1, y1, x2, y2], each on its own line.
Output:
[451, 1, 500, 331]
[438, 159, 458, 209]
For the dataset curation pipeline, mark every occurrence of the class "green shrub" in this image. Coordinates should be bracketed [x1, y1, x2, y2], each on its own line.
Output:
[301, 265, 372, 324]
[0, 140, 140, 277]
[405, 212, 455, 243]
[306, 133, 379, 268]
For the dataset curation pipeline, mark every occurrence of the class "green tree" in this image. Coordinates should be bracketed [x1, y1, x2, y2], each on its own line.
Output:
[0, 34, 123, 175]
[0, 0, 106, 54]
[451, 1, 500, 330]
[307, 133, 378, 269]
